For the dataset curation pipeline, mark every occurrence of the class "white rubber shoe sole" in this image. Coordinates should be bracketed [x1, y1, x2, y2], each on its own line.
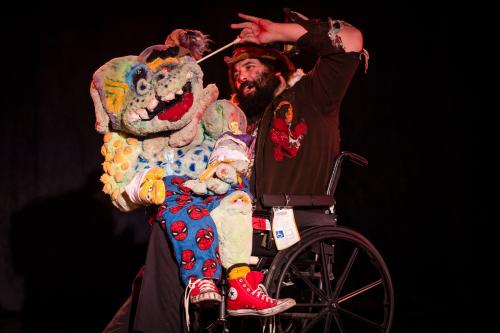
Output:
[191, 291, 222, 305]
[227, 298, 296, 316]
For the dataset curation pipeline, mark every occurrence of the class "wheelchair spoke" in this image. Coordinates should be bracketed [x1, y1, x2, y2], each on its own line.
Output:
[289, 263, 328, 300]
[337, 304, 382, 329]
[300, 308, 328, 333]
[323, 312, 333, 333]
[320, 242, 333, 297]
[332, 310, 347, 333]
[337, 279, 383, 304]
[332, 246, 359, 300]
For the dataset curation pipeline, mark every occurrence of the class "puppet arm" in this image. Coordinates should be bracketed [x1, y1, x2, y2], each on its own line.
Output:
[99, 132, 165, 211]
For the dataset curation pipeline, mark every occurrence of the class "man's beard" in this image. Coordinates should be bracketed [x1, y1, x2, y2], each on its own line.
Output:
[235, 70, 281, 120]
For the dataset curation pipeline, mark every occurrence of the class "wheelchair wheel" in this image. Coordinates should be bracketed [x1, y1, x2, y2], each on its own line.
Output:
[263, 225, 394, 333]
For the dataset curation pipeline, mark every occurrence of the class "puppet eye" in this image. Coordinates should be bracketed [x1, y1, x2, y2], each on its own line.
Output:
[136, 78, 151, 95]
[155, 69, 169, 81]
[154, 65, 176, 83]
[132, 67, 147, 86]
[126, 64, 150, 91]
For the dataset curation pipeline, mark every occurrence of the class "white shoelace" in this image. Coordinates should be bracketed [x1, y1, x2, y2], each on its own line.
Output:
[260, 283, 277, 333]
[251, 284, 274, 303]
[257, 283, 268, 295]
[183, 278, 216, 331]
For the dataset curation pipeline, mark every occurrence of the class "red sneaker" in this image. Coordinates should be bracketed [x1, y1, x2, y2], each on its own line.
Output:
[226, 272, 296, 316]
[184, 278, 221, 331]
[187, 278, 222, 305]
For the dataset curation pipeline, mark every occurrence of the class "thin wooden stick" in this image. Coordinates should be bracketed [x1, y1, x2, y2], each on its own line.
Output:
[197, 37, 241, 64]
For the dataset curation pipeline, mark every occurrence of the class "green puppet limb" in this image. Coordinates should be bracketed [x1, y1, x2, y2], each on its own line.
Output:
[210, 191, 253, 268]
[196, 100, 254, 268]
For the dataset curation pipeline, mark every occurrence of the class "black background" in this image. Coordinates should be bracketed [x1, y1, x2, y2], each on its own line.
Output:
[0, 1, 462, 332]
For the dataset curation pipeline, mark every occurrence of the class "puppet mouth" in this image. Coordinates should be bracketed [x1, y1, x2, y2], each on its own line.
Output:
[146, 82, 193, 122]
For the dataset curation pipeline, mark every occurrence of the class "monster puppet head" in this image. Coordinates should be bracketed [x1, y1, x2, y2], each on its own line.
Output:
[90, 29, 217, 145]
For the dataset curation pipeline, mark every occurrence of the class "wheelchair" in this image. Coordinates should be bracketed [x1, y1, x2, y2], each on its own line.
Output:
[191, 151, 394, 333]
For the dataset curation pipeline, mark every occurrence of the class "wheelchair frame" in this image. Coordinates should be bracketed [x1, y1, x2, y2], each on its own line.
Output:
[192, 151, 394, 333]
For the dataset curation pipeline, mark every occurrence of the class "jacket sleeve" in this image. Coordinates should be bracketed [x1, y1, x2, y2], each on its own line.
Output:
[290, 12, 362, 114]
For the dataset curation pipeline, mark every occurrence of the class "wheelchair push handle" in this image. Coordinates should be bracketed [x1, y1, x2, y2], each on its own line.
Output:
[326, 151, 368, 195]
[343, 151, 368, 167]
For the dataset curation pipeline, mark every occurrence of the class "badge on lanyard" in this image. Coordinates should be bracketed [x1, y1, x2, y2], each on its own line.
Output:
[272, 206, 301, 250]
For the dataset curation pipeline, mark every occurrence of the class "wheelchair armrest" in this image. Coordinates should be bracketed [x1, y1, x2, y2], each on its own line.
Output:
[260, 194, 335, 208]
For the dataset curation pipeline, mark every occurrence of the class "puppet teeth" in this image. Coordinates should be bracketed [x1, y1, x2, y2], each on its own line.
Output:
[175, 89, 183, 95]
[186, 71, 193, 79]
[136, 108, 149, 119]
[128, 112, 141, 122]
[146, 98, 159, 111]
[162, 92, 175, 101]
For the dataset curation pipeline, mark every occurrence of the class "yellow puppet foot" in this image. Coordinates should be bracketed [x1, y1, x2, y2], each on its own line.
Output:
[138, 167, 165, 205]
[151, 180, 165, 205]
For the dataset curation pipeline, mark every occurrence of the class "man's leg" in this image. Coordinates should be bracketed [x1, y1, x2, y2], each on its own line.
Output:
[133, 222, 185, 332]
[102, 223, 185, 333]
[101, 295, 132, 333]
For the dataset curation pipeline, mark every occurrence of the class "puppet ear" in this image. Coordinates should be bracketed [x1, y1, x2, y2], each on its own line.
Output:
[165, 29, 210, 60]
[90, 81, 110, 134]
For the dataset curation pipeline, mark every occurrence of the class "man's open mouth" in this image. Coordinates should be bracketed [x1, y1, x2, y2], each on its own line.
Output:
[240, 81, 255, 96]
[146, 81, 193, 122]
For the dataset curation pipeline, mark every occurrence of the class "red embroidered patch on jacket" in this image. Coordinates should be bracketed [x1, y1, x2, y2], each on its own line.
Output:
[269, 100, 308, 161]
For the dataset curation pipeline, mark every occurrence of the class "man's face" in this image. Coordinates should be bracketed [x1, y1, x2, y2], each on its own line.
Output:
[233, 58, 280, 119]
[233, 58, 268, 96]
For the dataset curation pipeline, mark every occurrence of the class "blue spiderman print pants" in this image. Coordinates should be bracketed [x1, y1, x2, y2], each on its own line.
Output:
[149, 175, 249, 286]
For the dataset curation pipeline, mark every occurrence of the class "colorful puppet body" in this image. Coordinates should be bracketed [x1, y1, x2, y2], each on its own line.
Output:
[90, 29, 253, 283]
